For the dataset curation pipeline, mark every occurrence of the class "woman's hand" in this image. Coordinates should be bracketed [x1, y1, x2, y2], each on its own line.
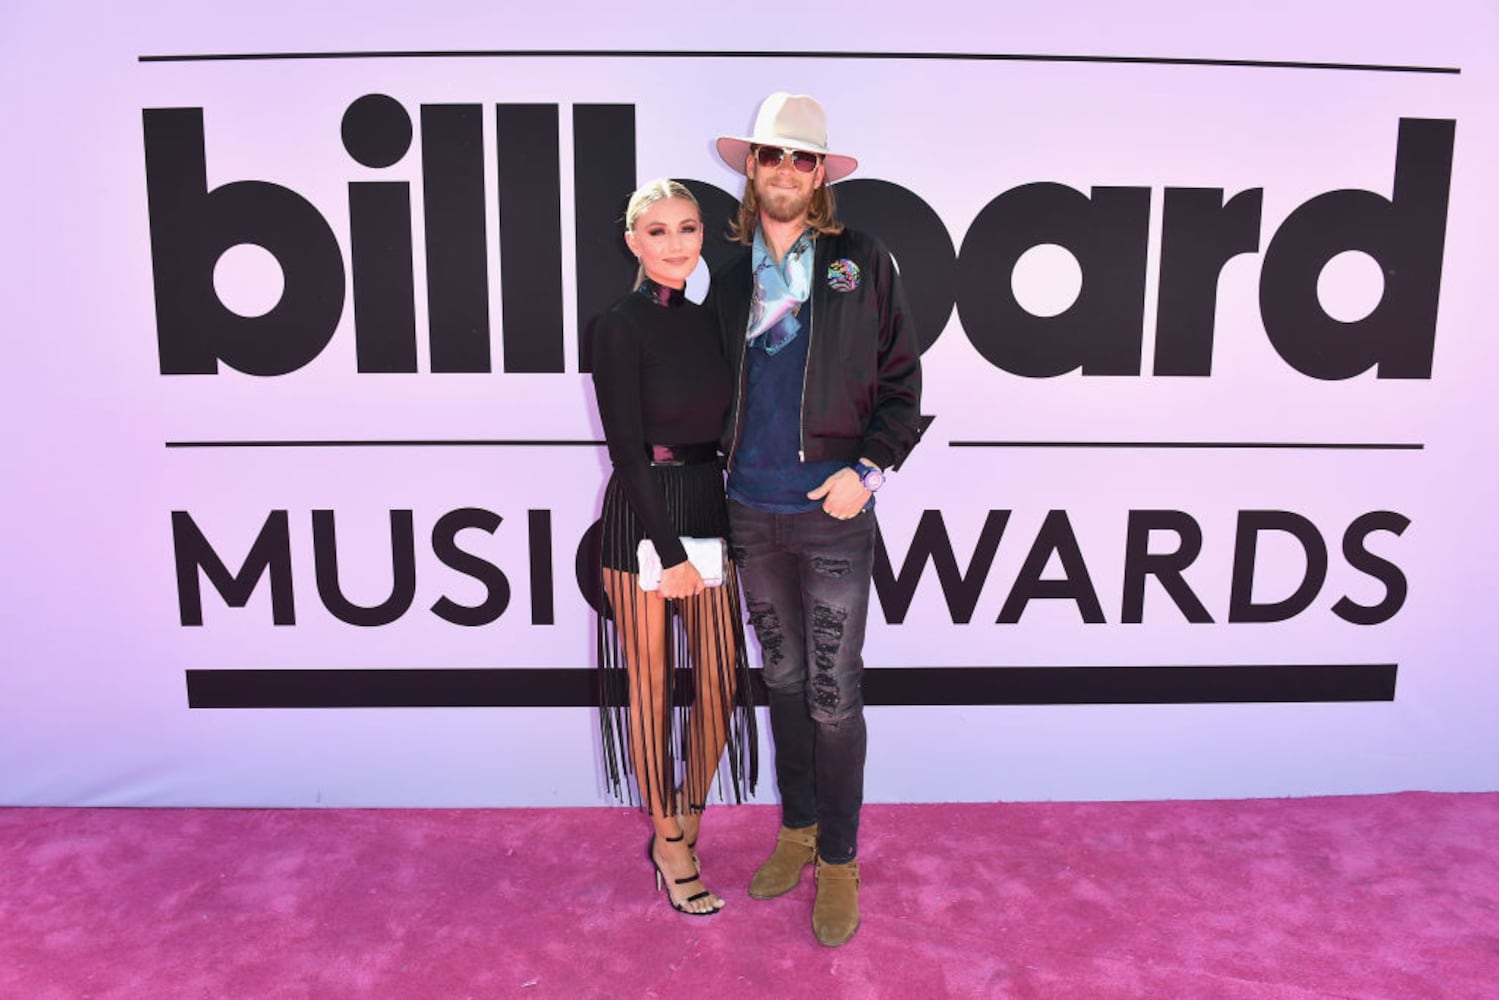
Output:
[658, 560, 705, 600]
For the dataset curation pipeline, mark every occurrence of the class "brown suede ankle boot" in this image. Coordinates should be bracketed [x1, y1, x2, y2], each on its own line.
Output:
[812, 856, 860, 946]
[747, 823, 819, 899]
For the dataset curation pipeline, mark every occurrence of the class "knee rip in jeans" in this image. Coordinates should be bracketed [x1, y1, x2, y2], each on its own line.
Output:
[810, 604, 848, 711]
[810, 556, 852, 578]
[747, 600, 785, 668]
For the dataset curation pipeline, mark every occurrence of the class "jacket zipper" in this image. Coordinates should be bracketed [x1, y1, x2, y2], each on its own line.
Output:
[797, 291, 815, 462]
[796, 238, 824, 463]
[727, 330, 748, 472]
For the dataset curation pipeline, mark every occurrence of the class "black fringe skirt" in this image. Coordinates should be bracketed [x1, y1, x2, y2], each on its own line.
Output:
[596, 460, 758, 813]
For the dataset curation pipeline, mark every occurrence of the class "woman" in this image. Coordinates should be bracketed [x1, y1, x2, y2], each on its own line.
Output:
[590, 179, 756, 916]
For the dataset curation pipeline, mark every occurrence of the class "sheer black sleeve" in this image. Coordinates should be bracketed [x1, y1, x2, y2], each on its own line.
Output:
[589, 310, 690, 569]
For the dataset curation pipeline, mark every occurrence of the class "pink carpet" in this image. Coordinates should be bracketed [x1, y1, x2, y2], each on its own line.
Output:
[3, 794, 1497, 998]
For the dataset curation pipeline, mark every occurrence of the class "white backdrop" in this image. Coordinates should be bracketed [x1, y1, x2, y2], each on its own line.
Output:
[2, 1, 1496, 806]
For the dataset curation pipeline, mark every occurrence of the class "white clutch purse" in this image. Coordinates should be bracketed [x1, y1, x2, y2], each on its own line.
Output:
[637, 537, 727, 591]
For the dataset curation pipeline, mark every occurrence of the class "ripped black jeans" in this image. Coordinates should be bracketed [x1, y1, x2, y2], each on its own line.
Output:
[728, 500, 875, 864]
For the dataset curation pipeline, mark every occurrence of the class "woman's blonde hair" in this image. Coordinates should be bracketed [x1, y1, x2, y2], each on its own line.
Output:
[625, 179, 700, 289]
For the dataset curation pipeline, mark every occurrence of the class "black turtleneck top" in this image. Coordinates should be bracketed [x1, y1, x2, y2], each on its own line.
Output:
[589, 280, 731, 568]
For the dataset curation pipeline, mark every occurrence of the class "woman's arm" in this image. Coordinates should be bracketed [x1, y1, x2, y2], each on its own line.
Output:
[589, 310, 690, 570]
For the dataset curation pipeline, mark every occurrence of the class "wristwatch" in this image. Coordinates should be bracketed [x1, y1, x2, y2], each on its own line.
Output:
[854, 461, 885, 492]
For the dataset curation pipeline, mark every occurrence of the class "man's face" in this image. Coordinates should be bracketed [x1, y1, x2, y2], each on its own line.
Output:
[746, 145, 825, 225]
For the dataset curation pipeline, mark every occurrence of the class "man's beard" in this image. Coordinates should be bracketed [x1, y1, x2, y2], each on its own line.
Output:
[757, 181, 813, 224]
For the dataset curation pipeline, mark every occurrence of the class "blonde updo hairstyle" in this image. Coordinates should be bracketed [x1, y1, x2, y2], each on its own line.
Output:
[624, 178, 701, 290]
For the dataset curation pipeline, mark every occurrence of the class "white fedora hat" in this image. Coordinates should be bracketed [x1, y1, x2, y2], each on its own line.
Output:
[716, 92, 859, 183]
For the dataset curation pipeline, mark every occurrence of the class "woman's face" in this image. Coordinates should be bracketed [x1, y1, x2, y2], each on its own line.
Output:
[625, 196, 703, 289]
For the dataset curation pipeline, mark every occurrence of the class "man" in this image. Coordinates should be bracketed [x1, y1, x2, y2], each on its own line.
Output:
[708, 92, 922, 947]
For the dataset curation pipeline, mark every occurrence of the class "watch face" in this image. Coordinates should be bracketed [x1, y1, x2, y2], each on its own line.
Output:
[861, 466, 885, 491]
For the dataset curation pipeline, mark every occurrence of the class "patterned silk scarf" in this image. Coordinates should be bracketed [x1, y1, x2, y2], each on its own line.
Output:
[747, 226, 815, 355]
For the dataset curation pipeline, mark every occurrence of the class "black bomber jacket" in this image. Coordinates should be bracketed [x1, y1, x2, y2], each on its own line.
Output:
[705, 227, 923, 475]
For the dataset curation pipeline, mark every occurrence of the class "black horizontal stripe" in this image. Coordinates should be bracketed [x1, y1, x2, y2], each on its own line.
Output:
[137, 50, 1459, 75]
[164, 438, 1421, 451]
[186, 663, 1396, 708]
[949, 441, 1423, 450]
[165, 439, 603, 448]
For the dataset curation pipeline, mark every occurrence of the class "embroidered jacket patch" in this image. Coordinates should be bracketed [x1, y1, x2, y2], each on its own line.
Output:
[827, 259, 861, 292]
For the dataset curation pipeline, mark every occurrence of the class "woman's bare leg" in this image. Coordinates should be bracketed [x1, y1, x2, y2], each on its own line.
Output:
[676, 573, 743, 855]
[604, 568, 723, 913]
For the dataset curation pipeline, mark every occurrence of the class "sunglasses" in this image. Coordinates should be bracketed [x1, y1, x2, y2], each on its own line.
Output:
[754, 145, 822, 173]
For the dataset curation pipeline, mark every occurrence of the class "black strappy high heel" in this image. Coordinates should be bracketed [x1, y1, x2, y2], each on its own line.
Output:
[648, 832, 722, 916]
